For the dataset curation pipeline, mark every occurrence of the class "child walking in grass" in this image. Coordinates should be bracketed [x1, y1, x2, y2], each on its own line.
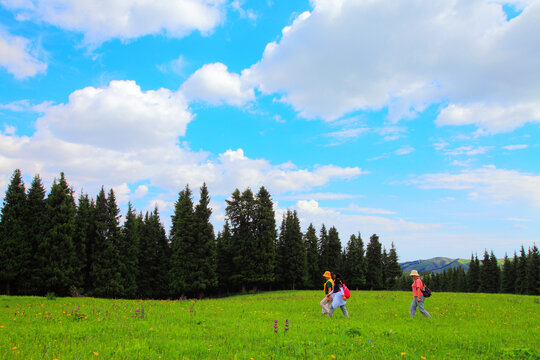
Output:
[320, 271, 334, 314]
[327, 272, 349, 318]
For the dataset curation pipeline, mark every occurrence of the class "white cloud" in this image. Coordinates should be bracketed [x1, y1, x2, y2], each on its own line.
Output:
[181, 63, 255, 106]
[436, 102, 540, 134]
[0, 80, 364, 205]
[410, 165, 540, 206]
[291, 200, 439, 240]
[0, 30, 47, 79]
[442, 145, 493, 156]
[36, 80, 192, 151]
[278, 192, 361, 200]
[157, 55, 186, 76]
[502, 144, 528, 150]
[1, 0, 226, 45]
[395, 145, 415, 156]
[504, 217, 530, 222]
[324, 127, 369, 143]
[243, 0, 540, 133]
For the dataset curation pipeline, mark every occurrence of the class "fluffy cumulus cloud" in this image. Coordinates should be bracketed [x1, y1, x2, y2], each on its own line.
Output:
[244, 0, 540, 133]
[0, 0, 226, 45]
[181, 63, 255, 106]
[410, 165, 540, 206]
[36, 80, 192, 151]
[0, 30, 47, 79]
[0, 80, 364, 202]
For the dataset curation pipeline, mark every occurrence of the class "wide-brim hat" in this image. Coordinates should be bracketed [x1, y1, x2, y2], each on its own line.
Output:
[410, 270, 420, 277]
[323, 271, 332, 278]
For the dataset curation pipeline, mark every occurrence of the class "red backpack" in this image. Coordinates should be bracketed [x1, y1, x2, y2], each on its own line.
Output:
[342, 283, 351, 299]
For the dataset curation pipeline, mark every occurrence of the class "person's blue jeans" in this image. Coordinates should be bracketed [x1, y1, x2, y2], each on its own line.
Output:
[410, 296, 431, 318]
[329, 305, 349, 318]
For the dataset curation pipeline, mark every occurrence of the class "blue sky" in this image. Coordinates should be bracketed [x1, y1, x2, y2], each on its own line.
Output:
[0, 0, 539, 261]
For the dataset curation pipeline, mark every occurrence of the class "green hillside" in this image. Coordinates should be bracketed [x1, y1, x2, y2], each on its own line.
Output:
[400, 257, 505, 274]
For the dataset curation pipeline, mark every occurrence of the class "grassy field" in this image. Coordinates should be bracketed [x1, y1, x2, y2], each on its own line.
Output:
[0, 290, 539, 359]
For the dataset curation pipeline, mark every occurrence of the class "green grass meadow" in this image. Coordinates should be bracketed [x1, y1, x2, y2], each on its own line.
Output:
[1, 291, 539, 359]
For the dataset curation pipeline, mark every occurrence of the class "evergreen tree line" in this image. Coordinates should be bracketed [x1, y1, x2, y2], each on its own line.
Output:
[394, 247, 540, 295]
[0, 170, 403, 298]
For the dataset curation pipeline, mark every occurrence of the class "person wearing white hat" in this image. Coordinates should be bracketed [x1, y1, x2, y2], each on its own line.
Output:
[410, 270, 431, 318]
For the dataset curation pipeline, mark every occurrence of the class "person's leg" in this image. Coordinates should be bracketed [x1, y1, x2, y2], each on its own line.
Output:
[340, 305, 349, 318]
[417, 296, 431, 318]
[320, 297, 329, 314]
[410, 297, 417, 317]
[328, 305, 336, 318]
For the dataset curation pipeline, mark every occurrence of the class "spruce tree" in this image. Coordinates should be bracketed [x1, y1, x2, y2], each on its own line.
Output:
[279, 210, 307, 290]
[90, 187, 123, 298]
[526, 244, 540, 295]
[327, 226, 342, 272]
[489, 251, 501, 293]
[39, 173, 77, 296]
[147, 207, 170, 298]
[169, 185, 196, 297]
[501, 254, 515, 293]
[119, 202, 140, 298]
[137, 211, 154, 298]
[73, 192, 93, 294]
[24, 175, 47, 295]
[216, 222, 234, 293]
[252, 186, 276, 291]
[0, 169, 27, 295]
[225, 188, 257, 292]
[342, 233, 366, 290]
[275, 213, 287, 288]
[381, 247, 388, 288]
[319, 224, 329, 274]
[467, 254, 480, 292]
[304, 223, 320, 289]
[385, 242, 402, 289]
[515, 246, 527, 294]
[365, 234, 383, 290]
[193, 183, 218, 297]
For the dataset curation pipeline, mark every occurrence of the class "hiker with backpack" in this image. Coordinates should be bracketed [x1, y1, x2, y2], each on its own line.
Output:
[409, 270, 431, 318]
[320, 271, 334, 314]
[327, 272, 350, 318]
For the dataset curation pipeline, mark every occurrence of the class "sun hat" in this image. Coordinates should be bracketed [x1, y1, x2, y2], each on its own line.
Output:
[410, 270, 420, 277]
[323, 271, 332, 278]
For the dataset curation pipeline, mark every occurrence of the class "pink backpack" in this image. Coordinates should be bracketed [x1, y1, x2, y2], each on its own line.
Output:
[343, 283, 351, 299]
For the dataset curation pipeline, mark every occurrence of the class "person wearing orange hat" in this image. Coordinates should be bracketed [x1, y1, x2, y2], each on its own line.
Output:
[410, 270, 431, 318]
[320, 271, 334, 315]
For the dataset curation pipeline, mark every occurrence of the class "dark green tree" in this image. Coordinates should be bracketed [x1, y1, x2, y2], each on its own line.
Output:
[526, 244, 540, 295]
[192, 183, 218, 297]
[89, 187, 123, 298]
[500, 254, 515, 293]
[225, 188, 257, 292]
[515, 246, 527, 294]
[119, 202, 140, 298]
[278, 210, 306, 290]
[39, 173, 77, 296]
[147, 207, 170, 298]
[169, 185, 196, 297]
[216, 221, 234, 293]
[365, 234, 383, 290]
[304, 223, 320, 289]
[385, 242, 402, 289]
[23, 174, 47, 295]
[327, 226, 342, 272]
[318, 224, 330, 274]
[467, 254, 480, 292]
[342, 233, 366, 290]
[73, 192, 93, 294]
[252, 186, 276, 291]
[0, 169, 27, 295]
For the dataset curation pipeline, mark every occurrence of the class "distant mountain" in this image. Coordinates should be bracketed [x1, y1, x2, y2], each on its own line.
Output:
[400, 257, 504, 274]
[400, 257, 470, 274]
